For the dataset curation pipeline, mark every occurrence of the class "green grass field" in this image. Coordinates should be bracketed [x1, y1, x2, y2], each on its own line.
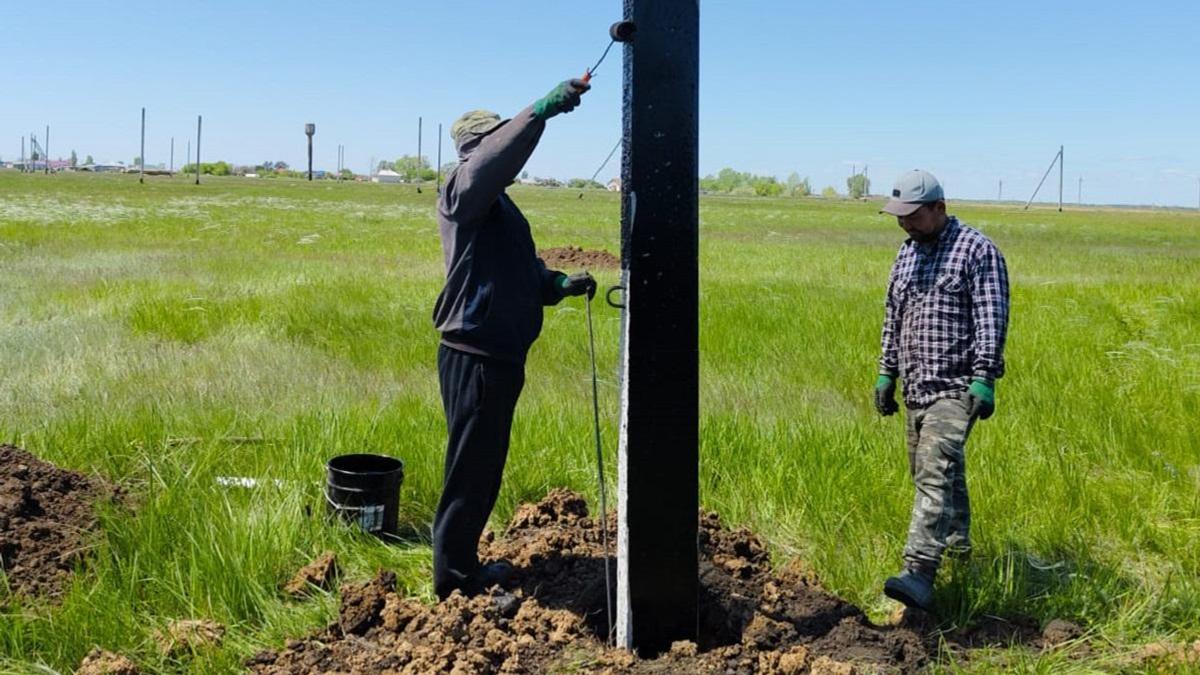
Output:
[1, 171, 1197, 673]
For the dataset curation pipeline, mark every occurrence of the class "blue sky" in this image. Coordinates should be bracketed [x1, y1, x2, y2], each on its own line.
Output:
[3, 0, 1198, 206]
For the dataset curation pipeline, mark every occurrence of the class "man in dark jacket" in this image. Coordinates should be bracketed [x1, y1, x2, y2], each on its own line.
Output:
[431, 79, 595, 600]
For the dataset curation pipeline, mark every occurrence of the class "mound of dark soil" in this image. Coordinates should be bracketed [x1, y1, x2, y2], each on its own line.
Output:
[539, 246, 620, 270]
[250, 489, 928, 674]
[0, 444, 109, 600]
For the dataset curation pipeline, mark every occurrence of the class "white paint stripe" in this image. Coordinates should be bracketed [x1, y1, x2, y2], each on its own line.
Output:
[615, 263, 633, 649]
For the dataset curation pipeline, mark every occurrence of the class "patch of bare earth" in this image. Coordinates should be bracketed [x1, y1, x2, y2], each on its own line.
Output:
[250, 489, 928, 674]
[538, 246, 620, 270]
[0, 444, 111, 601]
[76, 647, 140, 675]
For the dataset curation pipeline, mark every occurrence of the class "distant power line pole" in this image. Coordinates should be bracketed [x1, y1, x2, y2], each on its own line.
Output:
[44, 125, 50, 174]
[139, 107, 146, 184]
[194, 115, 202, 186]
[998, 179, 1003, 201]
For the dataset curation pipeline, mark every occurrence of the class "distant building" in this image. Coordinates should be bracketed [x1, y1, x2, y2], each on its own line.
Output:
[373, 169, 403, 184]
[79, 162, 125, 173]
[13, 159, 74, 172]
[606, 177, 621, 192]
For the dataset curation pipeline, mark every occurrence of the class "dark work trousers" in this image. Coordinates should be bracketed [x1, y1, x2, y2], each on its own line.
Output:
[433, 344, 525, 599]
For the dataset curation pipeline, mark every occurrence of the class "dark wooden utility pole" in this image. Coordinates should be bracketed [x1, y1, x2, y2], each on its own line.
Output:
[44, 125, 50, 174]
[305, 123, 315, 181]
[616, 0, 699, 655]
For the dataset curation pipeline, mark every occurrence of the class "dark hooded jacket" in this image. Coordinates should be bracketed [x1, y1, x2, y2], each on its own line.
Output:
[431, 106, 565, 363]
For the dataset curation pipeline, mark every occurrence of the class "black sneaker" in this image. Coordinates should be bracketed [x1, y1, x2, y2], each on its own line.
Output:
[884, 569, 934, 611]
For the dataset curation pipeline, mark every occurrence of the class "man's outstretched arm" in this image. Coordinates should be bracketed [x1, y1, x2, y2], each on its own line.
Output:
[445, 80, 589, 224]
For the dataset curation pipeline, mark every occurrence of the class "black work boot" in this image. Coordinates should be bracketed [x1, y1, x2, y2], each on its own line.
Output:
[471, 560, 515, 594]
[884, 565, 935, 611]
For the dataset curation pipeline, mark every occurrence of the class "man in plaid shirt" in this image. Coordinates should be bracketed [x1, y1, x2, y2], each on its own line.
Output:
[874, 169, 1010, 611]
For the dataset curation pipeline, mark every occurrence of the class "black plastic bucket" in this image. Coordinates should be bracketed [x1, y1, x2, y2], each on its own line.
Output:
[325, 453, 405, 537]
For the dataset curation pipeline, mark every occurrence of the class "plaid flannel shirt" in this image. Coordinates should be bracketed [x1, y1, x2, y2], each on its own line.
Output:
[879, 216, 1010, 408]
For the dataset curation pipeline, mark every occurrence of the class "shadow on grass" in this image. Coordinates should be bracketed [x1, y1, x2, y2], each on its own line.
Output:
[929, 539, 1139, 650]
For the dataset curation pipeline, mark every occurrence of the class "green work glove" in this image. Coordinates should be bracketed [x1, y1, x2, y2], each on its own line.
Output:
[533, 79, 590, 121]
[558, 271, 597, 299]
[966, 378, 995, 420]
[874, 374, 899, 417]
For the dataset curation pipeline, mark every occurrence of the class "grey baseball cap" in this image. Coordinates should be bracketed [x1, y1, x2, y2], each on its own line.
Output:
[881, 169, 944, 216]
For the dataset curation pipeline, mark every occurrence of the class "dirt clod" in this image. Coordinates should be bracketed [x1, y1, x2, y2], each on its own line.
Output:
[1041, 618, 1084, 646]
[76, 647, 140, 675]
[0, 445, 110, 601]
[669, 640, 698, 658]
[155, 619, 225, 655]
[338, 569, 395, 635]
[810, 655, 858, 675]
[1130, 640, 1200, 669]
[253, 489, 930, 673]
[538, 246, 620, 270]
[283, 550, 338, 598]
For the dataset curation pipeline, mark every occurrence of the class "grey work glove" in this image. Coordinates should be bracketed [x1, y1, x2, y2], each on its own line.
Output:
[532, 79, 590, 120]
[558, 272, 597, 300]
[874, 374, 899, 416]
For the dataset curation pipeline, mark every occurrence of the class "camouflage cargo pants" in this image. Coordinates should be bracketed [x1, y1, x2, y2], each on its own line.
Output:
[903, 393, 976, 572]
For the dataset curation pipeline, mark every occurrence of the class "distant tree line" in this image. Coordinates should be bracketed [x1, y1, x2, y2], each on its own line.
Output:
[378, 155, 437, 182]
[700, 168, 814, 197]
[846, 173, 871, 199]
[567, 178, 604, 189]
[698, 167, 877, 199]
[181, 161, 233, 176]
